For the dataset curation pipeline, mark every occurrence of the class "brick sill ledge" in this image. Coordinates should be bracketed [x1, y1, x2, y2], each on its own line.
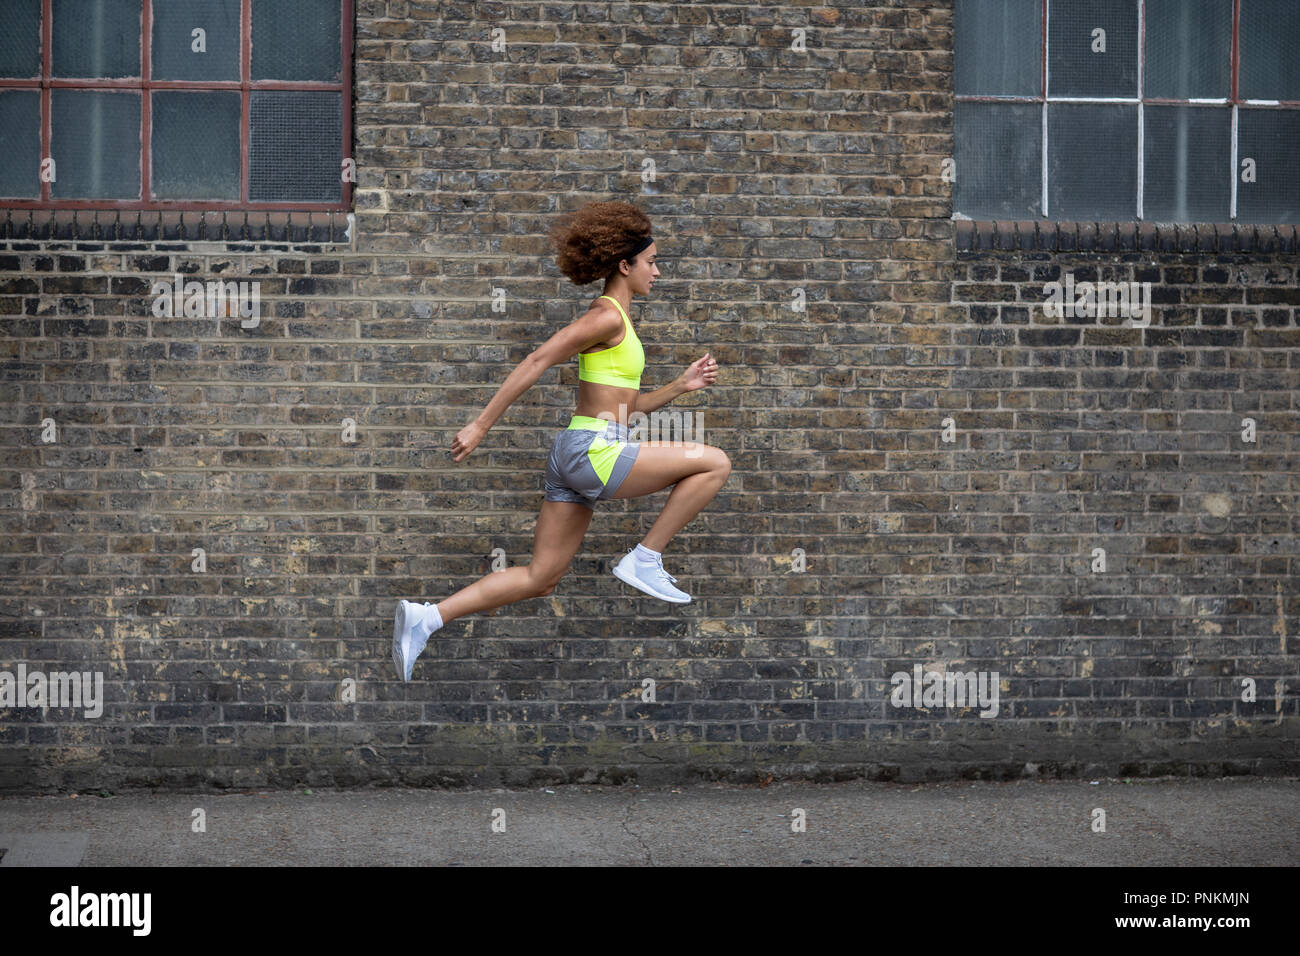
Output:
[957, 219, 1300, 255]
[0, 209, 353, 245]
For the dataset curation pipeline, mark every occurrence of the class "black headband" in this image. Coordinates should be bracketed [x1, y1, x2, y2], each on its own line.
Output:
[623, 234, 654, 262]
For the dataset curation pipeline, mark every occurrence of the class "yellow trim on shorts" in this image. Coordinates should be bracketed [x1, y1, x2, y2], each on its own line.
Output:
[588, 434, 624, 484]
[567, 415, 612, 431]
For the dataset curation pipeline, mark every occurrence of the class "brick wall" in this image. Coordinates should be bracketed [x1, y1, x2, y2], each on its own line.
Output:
[1, 1, 1296, 791]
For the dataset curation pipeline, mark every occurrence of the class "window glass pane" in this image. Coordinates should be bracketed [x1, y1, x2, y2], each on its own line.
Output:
[152, 0, 240, 81]
[955, 0, 1042, 97]
[1236, 110, 1300, 224]
[1143, 106, 1230, 222]
[1047, 0, 1137, 98]
[1047, 103, 1136, 219]
[52, 0, 140, 79]
[0, 0, 42, 79]
[152, 91, 241, 200]
[252, 0, 341, 82]
[954, 101, 1042, 218]
[0, 91, 42, 198]
[249, 91, 342, 202]
[51, 89, 141, 199]
[1145, 0, 1231, 99]
[1240, 0, 1300, 100]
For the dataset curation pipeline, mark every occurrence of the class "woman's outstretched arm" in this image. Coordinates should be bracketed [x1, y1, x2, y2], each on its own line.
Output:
[449, 305, 624, 461]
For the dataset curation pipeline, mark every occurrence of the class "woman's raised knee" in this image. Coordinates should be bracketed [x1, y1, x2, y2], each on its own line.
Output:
[710, 447, 731, 477]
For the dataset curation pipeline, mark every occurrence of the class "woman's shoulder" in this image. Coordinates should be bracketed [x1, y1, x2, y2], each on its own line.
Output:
[581, 295, 623, 325]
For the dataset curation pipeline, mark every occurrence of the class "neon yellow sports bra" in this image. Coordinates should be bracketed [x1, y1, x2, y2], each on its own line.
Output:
[577, 294, 644, 389]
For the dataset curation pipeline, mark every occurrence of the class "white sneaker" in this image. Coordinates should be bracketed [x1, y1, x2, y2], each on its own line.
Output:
[392, 600, 441, 681]
[612, 548, 692, 603]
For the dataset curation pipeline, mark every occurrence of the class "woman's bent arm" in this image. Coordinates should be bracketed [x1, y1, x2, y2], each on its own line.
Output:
[635, 353, 719, 415]
[635, 377, 688, 415]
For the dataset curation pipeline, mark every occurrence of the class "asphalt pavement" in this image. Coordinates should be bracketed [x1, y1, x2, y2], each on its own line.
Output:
[1, 776, 1295, 866]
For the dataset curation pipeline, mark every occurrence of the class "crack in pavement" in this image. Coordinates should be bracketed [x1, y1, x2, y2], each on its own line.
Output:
[621, 794, 652, 865]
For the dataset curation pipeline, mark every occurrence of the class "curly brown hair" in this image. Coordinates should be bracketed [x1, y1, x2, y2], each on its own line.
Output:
[548, 201, 653, 286]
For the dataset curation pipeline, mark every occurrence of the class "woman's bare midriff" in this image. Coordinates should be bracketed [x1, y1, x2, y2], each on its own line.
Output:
[574, 379, 637, 427]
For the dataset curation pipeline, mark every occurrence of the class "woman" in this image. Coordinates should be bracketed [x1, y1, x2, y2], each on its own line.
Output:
[392, 201, 731, 681]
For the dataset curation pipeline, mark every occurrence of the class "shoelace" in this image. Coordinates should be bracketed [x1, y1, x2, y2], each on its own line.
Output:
[630, 549, 676, 584]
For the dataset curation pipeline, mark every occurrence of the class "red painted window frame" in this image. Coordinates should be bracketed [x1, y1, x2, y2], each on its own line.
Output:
[954, 0, 1300, 223]
[0, 0, 353, 212]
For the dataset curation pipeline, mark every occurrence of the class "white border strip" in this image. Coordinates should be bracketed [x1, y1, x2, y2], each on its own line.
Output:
[1137, 0, 1145, 220]
[1047, 96, 1141, 103]
[1042, 0, 1050, 217]
[1230, 103, 1239, 220]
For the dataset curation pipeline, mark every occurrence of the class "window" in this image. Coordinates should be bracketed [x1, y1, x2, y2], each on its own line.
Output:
[0, 0, 353, 210]
[954, 0, 1300, 224]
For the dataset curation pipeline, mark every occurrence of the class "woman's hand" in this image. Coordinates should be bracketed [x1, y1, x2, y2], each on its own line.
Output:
[450, 420, 487, 462]
[680, 353, 718, 392]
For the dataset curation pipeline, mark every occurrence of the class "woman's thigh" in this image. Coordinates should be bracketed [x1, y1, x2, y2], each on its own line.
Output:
[607, 441, 729, 499]
[527, 499, 595, 581]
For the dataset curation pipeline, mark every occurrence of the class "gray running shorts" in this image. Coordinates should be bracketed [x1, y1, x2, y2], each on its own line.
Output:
[544, 415, 641, 508]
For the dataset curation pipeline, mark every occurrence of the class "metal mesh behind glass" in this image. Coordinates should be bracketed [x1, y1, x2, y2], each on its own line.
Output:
[954, 100, 1042, 219]
[249, 91, 342, 202]
[152, 0, 240, 82]
[1047, 0, 1137, 98]
[955, 0, 1042, 97]
[0, 91, 41, 198]
[51, 89, 141, 199]
[1145, 0, 1232, 100]
[1240, 0, 1300, 101]
[1236, 109, 1300, 224]
[251, 0, 341, 82]
[152, 91, 241, 200]
[1047, 103, 1137, 220]
[51, 0, 140, 78]
[0, 0, 42, 79]
[1143, 105, 1231, 222]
